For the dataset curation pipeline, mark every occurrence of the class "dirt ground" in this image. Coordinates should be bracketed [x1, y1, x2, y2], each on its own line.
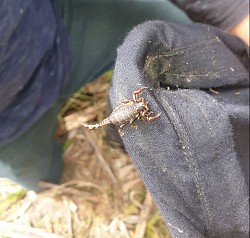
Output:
[0, 72, 171, 238]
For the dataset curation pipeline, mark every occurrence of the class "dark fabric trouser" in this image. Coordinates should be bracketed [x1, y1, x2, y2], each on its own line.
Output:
[0, 1, 249, 237]
[109, 21, 249, 237]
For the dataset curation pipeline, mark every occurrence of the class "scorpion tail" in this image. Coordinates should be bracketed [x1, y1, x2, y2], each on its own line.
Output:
[82, 118, 111, 130]
[82, 123, 101, 130]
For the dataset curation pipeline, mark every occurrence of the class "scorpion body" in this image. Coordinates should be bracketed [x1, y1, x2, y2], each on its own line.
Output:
[82, 87, 161, 136]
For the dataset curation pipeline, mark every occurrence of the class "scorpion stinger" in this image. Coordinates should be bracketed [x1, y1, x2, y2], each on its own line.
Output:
[82, 87, 161, 136]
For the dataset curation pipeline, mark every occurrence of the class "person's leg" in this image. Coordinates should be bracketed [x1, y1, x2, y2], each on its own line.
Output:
[0, 105, 63, 191]
[0, 0, 191, 190]
[53, 0, 191, 100]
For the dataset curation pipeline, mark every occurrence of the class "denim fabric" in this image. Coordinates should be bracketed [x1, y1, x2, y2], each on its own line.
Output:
[0, 0, 69, 145]
[0, 0, 190, 190]
[109, 21, 249, 237]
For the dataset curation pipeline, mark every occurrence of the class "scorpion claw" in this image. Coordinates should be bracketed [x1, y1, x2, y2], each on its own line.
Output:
[147, 112, 162, 122]
[133, 86, 148, 101]
[133, 86, 148, 95]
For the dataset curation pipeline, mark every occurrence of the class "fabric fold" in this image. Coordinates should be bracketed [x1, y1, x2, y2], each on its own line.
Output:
[110, 20, 249, 237]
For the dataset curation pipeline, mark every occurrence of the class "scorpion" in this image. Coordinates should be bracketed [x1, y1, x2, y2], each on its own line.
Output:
[82, 87, 161, 136]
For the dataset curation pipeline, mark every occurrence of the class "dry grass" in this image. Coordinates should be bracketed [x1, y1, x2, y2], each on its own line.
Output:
[0, 71, 170, 238]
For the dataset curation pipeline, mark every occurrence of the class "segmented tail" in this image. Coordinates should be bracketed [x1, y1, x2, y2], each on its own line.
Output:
[82, 118, 110, 130]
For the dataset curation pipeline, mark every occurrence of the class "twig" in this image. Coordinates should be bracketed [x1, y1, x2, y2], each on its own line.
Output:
[208, 88, 219, 94]
[134, 191, 153, 238]
[0, 221, 64, 238]
[84, 130, 117, 183]
[62, 196, 73, 237]
[38, 180, 106, 197]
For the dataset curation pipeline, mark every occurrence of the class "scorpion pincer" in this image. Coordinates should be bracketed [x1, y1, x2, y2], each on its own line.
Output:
[82, 87, 161, 136]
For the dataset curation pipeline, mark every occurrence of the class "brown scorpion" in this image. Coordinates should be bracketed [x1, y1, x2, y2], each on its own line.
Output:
[82, 87, 161, 136]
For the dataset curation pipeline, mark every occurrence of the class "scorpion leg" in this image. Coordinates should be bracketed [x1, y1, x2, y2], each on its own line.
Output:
[130, 119, 138, 129]
[118, 96, 130, 104]
[146, 112, 162, 122]
[133, 86, 148, 101]
[139, 110, 153, 121]
[139, 109, 161, 122]
[130, 122, 138, 129]
[118, 123, 128, 136]
[118, 116, 139, 135]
